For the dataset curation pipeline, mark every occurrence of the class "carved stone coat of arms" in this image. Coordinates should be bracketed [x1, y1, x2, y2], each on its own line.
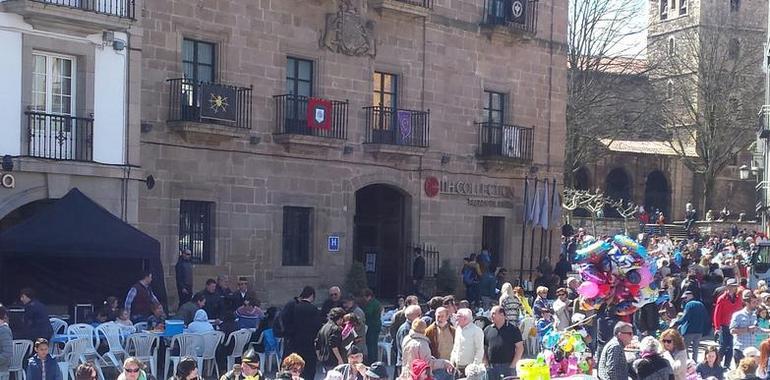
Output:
[322, 0, 376, 57]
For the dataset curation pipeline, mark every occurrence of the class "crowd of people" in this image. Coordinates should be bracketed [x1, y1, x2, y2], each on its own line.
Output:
[4, 224, 770, 380]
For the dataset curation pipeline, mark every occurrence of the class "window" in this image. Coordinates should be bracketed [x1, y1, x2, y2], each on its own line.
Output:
[728, 38, 740, 59]
[679, 0, 687, 15]
[286, 57, 313, 97]
[668, 37, 675, 56]
[660, 0, 668, 19]
[373, 71, 397, 108]
[179, 200, 214, 264]
[182, 39, 216, 83]
[666, 80, 674, 100]
[483, 91, 506, 124]
[730, 0, 740, 12]
[32, 53, 75, 115]
[282, 206, 313, 266]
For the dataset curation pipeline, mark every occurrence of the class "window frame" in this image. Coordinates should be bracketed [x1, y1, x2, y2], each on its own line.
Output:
[660, 0, 668, 19]
[483, 90, 506, 124]
[182, 38, 216, 84]
[668, 37, 675, 56]
[31, 51, 77, 116]
[178, 200, 215, 264]
[730, 0, 740, 12]
[679, 0, 687, 15]
[286, 57, 314, 97]
[373, 71, 398, 109]
[282, 206, 313, 267]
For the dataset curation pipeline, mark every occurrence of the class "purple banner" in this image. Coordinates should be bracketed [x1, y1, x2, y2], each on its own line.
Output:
[397, 110, 412, 142]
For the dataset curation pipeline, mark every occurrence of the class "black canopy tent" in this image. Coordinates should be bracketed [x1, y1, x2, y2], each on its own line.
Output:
[0, 188, 166, 315]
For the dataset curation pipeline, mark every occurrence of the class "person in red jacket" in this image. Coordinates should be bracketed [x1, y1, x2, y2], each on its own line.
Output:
[713, 278, 741, 368]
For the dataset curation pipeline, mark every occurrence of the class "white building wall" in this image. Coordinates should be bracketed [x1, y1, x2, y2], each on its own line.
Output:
[92, 32, 127, 165]
[0, 15, 23, 157]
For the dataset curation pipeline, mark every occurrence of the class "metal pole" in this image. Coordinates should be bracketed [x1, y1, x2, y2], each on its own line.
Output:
[528, 179, 539, 281]
[519, 177, 529, 285]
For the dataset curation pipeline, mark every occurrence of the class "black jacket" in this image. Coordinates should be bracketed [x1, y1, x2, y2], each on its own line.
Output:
[283, 299, 321, 356]
[413, 255, 426, 280]
[175, 258, 193, 294]
[22, 300, 53, 341]
[634, 302, 660, 335]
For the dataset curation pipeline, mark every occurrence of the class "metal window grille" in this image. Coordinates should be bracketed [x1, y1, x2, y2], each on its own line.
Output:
[179, 200, 214, 264]
[282, 207, 313, 266]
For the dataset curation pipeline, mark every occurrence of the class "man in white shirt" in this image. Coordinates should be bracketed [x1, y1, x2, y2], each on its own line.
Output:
[450, 308, 484, 376]
[552, 288, 571, 331]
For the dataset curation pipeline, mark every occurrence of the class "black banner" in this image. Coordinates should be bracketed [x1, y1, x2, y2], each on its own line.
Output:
[510, 0, 527, 25]
[200, 83, 237, 121]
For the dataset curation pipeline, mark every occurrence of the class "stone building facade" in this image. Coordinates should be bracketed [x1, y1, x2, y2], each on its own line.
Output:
[137, 0, 567, 305]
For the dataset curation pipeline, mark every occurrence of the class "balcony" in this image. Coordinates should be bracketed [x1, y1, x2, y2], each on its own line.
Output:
[759, 105, 770, 139]
[273, 94, 348, 149]
[370, 0, 432, 17]
[167, 78, 252, 142]
[477, 122, 534, 163]
[26, 111, 93, 161]
[363, 106, 429, 157]
[480, 0, 538, 36]
[1, 0, 135, 33]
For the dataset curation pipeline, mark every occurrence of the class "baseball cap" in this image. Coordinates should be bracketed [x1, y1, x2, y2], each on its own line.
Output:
[742, 289, 754, 300]
[726, 278, 738, 286]
[366, 362, 389, 379]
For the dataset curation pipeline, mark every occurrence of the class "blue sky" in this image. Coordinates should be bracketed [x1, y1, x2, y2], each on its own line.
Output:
[613, 0, 649, 57]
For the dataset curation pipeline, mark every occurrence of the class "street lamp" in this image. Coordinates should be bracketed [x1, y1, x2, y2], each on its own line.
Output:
[740, 164, 750, 180]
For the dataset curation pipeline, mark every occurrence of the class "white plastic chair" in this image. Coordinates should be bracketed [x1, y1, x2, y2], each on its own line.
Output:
[377, 334, 393, 365]
[133, 322, 148, 332]
[125, 333, 159, 377]
[50, 318, 68, 336]
[96, 322, 127, 369]
[10, 340, 32, 380]
[225, 329, 253, 370]
[55, 337, 90, 380]
[199, 331, 224, 377]
[255, 330, 280, 373]
[66, 324, 110, 380]
[164, 334, 204, 379]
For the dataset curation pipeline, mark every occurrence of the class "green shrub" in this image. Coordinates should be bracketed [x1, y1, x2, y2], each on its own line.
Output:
[344, 261, 369, 296]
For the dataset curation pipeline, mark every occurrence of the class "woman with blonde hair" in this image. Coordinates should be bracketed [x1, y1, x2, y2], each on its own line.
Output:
[118, 357, 155, 380]
[513, 287, 533, 317]
[660, 329, 688, 380]
[498, 283, 523, 325]
[281, 354, 306, 380]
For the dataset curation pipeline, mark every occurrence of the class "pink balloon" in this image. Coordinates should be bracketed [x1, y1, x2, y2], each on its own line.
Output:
[639, 267, 653, 288]
[578, 281, 600, 298]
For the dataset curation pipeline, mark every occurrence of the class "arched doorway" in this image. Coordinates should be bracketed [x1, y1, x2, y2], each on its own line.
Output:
[353, 184, 410, 298]
[604, 168, 632, 218]
[574, 166, 591, 217]
[645, 170, 670, 217]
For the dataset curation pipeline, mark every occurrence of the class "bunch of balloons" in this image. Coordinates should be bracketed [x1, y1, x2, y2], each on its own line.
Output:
[540, 330, 592, 377]
[573, 234, 657, 315]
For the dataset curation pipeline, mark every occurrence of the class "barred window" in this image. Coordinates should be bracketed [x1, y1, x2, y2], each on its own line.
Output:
[282, 206, 313, 266]
[484, 90, 506, 124]
[179, 200, 214, 264]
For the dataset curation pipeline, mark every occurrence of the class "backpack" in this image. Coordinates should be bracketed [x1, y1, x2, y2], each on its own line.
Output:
[462, 266, 479, 286]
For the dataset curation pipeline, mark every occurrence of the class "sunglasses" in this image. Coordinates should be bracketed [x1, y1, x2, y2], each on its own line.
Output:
[662, 339, 672, 343]
[244, 363, 259, 370]
[124, 368, 141, 373]
[620, 331, 633, 336]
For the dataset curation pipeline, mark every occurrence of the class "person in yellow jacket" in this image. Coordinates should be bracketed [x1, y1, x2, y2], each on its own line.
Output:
[514, 286, 533, 316]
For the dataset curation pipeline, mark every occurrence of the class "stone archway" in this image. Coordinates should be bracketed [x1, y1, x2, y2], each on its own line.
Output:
[353, 184, 411, 298]
[604, 168, 632, 218]
[645, 170, 670, 217]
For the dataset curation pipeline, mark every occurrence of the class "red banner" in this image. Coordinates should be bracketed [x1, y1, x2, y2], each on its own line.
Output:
[307, 98, 332, 130]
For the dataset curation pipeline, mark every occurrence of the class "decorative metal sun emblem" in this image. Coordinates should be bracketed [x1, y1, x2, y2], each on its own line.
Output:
[208, 93, 229, 114]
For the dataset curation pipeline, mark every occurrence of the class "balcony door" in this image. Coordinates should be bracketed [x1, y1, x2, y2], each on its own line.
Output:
[30, 52, 76, 159]
[285, 57, 313, 134]
[372, 71, 398, 144]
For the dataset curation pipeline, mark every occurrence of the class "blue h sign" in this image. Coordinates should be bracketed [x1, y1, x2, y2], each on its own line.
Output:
[328, 235, 340, 252]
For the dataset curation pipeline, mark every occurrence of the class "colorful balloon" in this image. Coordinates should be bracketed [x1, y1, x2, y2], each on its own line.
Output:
[626, 269, 641, 284]
[574, 241, 611, 263]
[577, 281, 599, 298]
[613, 235, 647, 258]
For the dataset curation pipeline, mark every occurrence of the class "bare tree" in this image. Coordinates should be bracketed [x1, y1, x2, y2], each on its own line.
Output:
[651, 21, 764, 211]
[566, 0, 660, 186]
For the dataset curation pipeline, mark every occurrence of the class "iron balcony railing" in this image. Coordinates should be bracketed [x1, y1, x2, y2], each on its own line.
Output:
[477, 122, 534, 161]
[759, 105, 770, 138]
[30, 0, 136, 19]
[273, 94, 349, 140]
[167, 78, 253, 129]
[26, 111, 94, 161]
[482, 0, 538, 35]
[363, 106, 430, 147]
[393, 0, 433, 8]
